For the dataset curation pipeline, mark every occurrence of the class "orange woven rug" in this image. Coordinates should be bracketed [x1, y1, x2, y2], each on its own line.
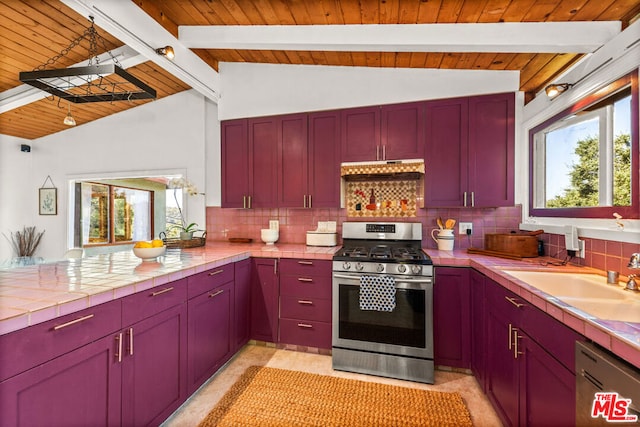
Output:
[198, 366, 473, 427]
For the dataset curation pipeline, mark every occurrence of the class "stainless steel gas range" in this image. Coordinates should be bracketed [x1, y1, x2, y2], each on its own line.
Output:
[332, 222, 434, 384]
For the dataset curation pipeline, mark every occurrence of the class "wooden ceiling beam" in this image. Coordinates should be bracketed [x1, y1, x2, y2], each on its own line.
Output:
[179, 22, 621, 53]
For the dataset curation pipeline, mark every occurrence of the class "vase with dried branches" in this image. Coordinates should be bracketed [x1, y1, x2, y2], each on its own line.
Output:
[4, 226, 45, 257]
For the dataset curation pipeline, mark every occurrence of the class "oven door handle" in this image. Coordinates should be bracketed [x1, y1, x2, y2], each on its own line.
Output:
[333, 273, 432, 284]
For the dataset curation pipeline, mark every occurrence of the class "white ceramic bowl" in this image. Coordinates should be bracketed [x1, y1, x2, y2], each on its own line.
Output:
[132, 245, 166, 261]
[260, 229, 279, 245]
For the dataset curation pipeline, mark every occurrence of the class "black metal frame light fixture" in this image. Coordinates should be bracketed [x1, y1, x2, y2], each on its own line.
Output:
[19, 16, 156, 104]
[155, 46, 175, 60]
[545, 83, 573, 99]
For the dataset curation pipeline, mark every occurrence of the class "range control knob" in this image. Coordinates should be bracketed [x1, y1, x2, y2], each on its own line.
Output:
[342, 261, 351, 270]
[355, 262, 364, 271]
[397, 264, 407, 273]
[376, 264, 385, 273]
[411, 265, 422, 274]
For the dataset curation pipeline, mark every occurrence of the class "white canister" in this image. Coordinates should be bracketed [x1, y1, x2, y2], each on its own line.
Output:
[431, 228, 455, 250]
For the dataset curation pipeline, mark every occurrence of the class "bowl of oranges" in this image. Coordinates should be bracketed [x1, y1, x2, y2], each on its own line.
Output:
[132, 239, 166, 261]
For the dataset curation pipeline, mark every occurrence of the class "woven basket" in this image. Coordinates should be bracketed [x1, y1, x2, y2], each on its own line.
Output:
[160, 231, 207, 249]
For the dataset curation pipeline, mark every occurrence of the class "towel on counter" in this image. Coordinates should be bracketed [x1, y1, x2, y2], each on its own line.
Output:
[359, 275, 396, 312]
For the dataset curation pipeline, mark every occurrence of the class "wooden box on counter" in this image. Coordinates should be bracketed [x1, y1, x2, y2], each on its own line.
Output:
[484, 233, 539, 258]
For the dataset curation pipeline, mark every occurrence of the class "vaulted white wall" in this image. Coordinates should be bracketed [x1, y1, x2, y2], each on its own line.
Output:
[0, 90, 215, 260]
[218, 63, 520, 120]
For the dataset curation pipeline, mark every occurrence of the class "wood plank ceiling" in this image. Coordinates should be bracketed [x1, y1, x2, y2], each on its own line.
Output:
[1, 0, 639, 140]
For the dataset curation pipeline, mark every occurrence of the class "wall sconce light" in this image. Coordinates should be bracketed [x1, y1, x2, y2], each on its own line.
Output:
[545, 83, 572, 99]
[63, 103, 76, 126]
[155, 46, 175, 60]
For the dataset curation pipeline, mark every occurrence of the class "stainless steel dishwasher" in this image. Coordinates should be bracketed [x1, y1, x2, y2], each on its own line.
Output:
[576, 341, 640, 426]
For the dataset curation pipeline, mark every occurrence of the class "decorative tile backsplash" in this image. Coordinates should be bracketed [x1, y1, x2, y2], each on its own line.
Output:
[345, 180, 418, 218]
[206, 205, 524, 248]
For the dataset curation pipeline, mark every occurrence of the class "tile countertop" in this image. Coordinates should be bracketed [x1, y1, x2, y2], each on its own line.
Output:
[428, 249, 640, 369]
[0, 243, 638, 369]
[0, 242, 339, 336]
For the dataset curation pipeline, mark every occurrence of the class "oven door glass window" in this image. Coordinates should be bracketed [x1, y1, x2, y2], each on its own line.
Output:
[338, 284, 426, 348]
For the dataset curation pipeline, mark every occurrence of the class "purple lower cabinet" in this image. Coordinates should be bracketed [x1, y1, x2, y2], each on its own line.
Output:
[121, 303, 187, 427]
[250, 258, 279, 343]
[486, 307, 520, 427]
[520, 334, 576, 427]
[0, 333, 121, 427]
[233, 259, 252, 352]
[187, 281, 233, 395]
[470, 269, 486, 391]
[433, 267, 471, 369]
[278, 319, 331, 348]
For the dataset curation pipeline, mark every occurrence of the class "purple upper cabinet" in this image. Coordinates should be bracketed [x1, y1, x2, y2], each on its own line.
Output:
[248, 116, 279, 208]
[468, 93, 515, 207]
[424, 98, 469, 207]
[341, 106, 381, 162]
[425, 93, 515, 207]
[381, 102, 425, 160]
[278, 114, 309, 207]
[308, 111, 341, 208]
[221, 119, 249, 208]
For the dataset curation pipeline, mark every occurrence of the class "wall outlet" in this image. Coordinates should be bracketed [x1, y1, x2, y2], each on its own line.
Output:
[459, 222, 473, 235]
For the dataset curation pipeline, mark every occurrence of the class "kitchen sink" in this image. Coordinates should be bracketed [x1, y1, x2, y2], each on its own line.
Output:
[560, 298, 640, 323]
[501, 271, 629, 300]
[501, 270, 640, 323]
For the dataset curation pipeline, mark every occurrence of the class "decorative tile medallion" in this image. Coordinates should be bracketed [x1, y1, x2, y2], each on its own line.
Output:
[346, 180, 418, 217]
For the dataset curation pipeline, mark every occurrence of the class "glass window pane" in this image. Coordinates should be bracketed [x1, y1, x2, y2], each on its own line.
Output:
[86, 183, 109, 244]
[113, 188, 151, 242]
[544, 117, 599, 208]
[613, 95, 632, 206]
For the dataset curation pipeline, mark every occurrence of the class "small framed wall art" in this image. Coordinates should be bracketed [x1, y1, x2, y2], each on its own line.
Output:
[39, 176, 57, 215]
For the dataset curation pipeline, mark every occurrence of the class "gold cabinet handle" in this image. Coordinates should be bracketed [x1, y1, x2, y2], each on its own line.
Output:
[297, 300, 313, 305]
[53, 314, 95, 331]
[303, 195, 307, 208]
[383, 145, 386, 160]
[513, 328, 523, 359]
[297, 260, 313, 265]
[471, 191, 475, 207]
[209, 289, 224, 298]
[298, 277, 313, 282]
[208, 269, 224, 276]
[128, 327, 134, 356]
[248, 195, 252, 209]
[243, 195, 246, 209]
[463, 191, 467, 207]
[115, 332, 123, 363]
[308, 194, 312, 208]
[151, 286, 174, 297]
[508, 323, 513, 350]
[376, 145, 380, 160]
[505, 296, 524, 308]
[297, 323, 313, 329]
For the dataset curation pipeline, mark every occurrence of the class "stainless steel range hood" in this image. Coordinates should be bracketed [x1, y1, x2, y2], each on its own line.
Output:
[340, 159, 425, 181]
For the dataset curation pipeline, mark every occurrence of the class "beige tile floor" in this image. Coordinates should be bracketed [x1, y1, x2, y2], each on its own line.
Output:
[163, 344, 502, 426]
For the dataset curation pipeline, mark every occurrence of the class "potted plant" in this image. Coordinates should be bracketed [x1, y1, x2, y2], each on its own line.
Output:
[178, 222, 198, 240]
[167, 177, 202, 240]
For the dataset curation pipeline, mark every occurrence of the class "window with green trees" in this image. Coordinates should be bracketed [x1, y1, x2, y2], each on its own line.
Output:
[530, 72, 638, 219]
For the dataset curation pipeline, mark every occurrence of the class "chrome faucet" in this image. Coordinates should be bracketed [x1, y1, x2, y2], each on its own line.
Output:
[625, 253, 640, 292]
